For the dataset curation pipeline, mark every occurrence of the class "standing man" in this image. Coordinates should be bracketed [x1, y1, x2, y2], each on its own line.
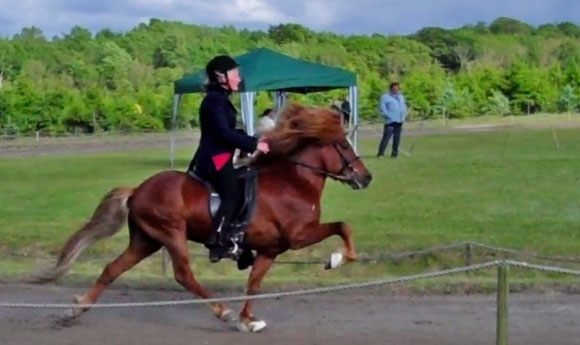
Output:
[377, 82, 407, 158]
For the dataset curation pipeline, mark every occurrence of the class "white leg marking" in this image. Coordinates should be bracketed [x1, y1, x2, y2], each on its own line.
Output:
[237, 319, 267, 333]
[329, 252, 344, 269]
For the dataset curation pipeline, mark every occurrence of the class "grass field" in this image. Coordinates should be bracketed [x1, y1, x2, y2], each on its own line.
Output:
[1, 125, 580, 291]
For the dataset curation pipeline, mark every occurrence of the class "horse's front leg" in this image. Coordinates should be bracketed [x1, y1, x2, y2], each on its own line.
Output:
[237, 253, 275, 333]
[290, 221, 357, 270]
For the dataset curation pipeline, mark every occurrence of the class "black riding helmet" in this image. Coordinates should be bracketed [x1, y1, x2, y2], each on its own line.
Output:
[205, 55, 240, 83]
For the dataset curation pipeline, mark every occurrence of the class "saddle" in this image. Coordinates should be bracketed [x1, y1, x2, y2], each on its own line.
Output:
[187, 165, 259, 268]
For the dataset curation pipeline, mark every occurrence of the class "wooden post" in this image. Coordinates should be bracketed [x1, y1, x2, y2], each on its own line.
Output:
[496, 263, 509, 345]
[161, 248, 170, 276]
[464, 242, 473, 277]
[465, 242, 473, 267]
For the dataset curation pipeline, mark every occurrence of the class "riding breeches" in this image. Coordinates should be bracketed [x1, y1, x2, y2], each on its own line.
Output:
[207, 162, 240, 236]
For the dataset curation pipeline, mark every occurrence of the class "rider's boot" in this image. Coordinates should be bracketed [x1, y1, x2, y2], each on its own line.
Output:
[206, 218, 226, 263]
[207, 217, 242, 263]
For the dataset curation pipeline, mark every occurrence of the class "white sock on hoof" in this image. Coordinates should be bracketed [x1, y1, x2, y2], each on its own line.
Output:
[329, 252, 344, 269]
[64, 308, 77, 318]
[65, 295, 86, 318]
[237, 320, 267, 333]
[219, 308, 236, 321]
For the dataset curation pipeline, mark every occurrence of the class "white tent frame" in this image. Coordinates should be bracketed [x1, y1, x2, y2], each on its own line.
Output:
[169, 86, 359, 168]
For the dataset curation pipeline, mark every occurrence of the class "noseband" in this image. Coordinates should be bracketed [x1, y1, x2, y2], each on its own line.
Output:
[288, 141, 360, 181]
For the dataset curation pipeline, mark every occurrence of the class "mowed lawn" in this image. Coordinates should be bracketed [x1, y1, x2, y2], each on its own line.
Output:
[0, 127, 579, 286]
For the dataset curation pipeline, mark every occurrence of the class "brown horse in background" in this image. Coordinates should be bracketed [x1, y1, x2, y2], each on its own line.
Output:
[25, 101, 373, 333]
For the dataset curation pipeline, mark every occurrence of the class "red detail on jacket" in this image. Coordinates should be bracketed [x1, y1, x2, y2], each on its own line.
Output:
[212, 153, 232, 171]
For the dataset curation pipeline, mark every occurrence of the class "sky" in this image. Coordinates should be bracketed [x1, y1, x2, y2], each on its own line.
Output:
[1, 0, 580, 38]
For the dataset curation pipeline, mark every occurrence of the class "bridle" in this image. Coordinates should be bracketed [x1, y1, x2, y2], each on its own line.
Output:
[288, 141, 361, 181]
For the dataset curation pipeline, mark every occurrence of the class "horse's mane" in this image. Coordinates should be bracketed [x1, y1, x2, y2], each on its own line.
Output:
[250, 101, 346, 165]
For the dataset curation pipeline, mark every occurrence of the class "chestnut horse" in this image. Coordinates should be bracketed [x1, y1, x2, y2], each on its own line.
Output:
[25, 101, 372, 333]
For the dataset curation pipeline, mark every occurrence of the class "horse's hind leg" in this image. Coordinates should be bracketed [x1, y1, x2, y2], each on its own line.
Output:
[68, 218, 162, 318]
[163, 230, 234, 322]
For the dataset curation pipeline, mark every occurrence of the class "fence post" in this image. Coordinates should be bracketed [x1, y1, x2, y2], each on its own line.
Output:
[465, 242, 473, 267]
[496, 263, 509, 345]
[161, 248, 170, 276]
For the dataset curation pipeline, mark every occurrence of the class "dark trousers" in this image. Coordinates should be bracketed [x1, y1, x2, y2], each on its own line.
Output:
[377, 122, 403, 157]
[199, 162, 240, 247]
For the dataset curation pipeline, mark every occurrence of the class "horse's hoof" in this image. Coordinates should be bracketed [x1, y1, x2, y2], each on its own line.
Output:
[65, 295, 88, 319]
[64, 308, 78, 319]
[237, 319, 267, 333]
[324, 252, 344, 270]
[218, 308, 236, 322]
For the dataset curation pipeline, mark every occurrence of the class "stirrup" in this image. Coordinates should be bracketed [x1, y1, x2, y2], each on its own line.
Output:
[208, 239, 240, 263]
[227, 239, 241, 259]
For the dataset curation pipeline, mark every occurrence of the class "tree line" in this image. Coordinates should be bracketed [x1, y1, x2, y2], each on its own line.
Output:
[1, 16, 579, 136]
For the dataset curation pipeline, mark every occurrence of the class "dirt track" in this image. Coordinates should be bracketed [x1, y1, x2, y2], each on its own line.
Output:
[1, 283, 579, 345]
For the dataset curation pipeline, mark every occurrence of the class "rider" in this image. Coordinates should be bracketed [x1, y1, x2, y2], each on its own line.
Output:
[190, 55, 270, 263]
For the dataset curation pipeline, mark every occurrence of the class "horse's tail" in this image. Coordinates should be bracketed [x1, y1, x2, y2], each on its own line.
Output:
[22, 186, 134, 284]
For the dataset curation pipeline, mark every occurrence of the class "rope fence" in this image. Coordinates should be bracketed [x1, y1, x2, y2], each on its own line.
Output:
[1, 259, 578, 310]
[1, 259, 580, 345]
[0, 261, 498, 309]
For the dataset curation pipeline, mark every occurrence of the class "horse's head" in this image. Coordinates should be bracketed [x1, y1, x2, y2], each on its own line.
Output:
[258, 101, 372, 190]
[317, 138, 372, 190]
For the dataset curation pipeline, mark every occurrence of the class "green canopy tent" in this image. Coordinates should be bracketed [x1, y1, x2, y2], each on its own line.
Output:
[170, 47, 359, 167]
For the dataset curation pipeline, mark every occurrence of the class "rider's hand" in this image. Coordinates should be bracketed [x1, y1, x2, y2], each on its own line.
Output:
[257, 141, 270, 153]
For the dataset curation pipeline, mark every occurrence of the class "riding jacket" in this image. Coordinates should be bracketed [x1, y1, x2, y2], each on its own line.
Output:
[191, 83, 258, 175]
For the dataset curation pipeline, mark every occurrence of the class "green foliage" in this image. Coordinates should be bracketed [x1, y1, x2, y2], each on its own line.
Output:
[482, 90, 511, 116]
[1, 17, 580, 136]
[559, 84, 579, 113]
[437, 81, 476, 119]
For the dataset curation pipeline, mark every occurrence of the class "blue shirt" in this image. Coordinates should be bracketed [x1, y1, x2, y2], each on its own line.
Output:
[379, 92, 407, 124]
